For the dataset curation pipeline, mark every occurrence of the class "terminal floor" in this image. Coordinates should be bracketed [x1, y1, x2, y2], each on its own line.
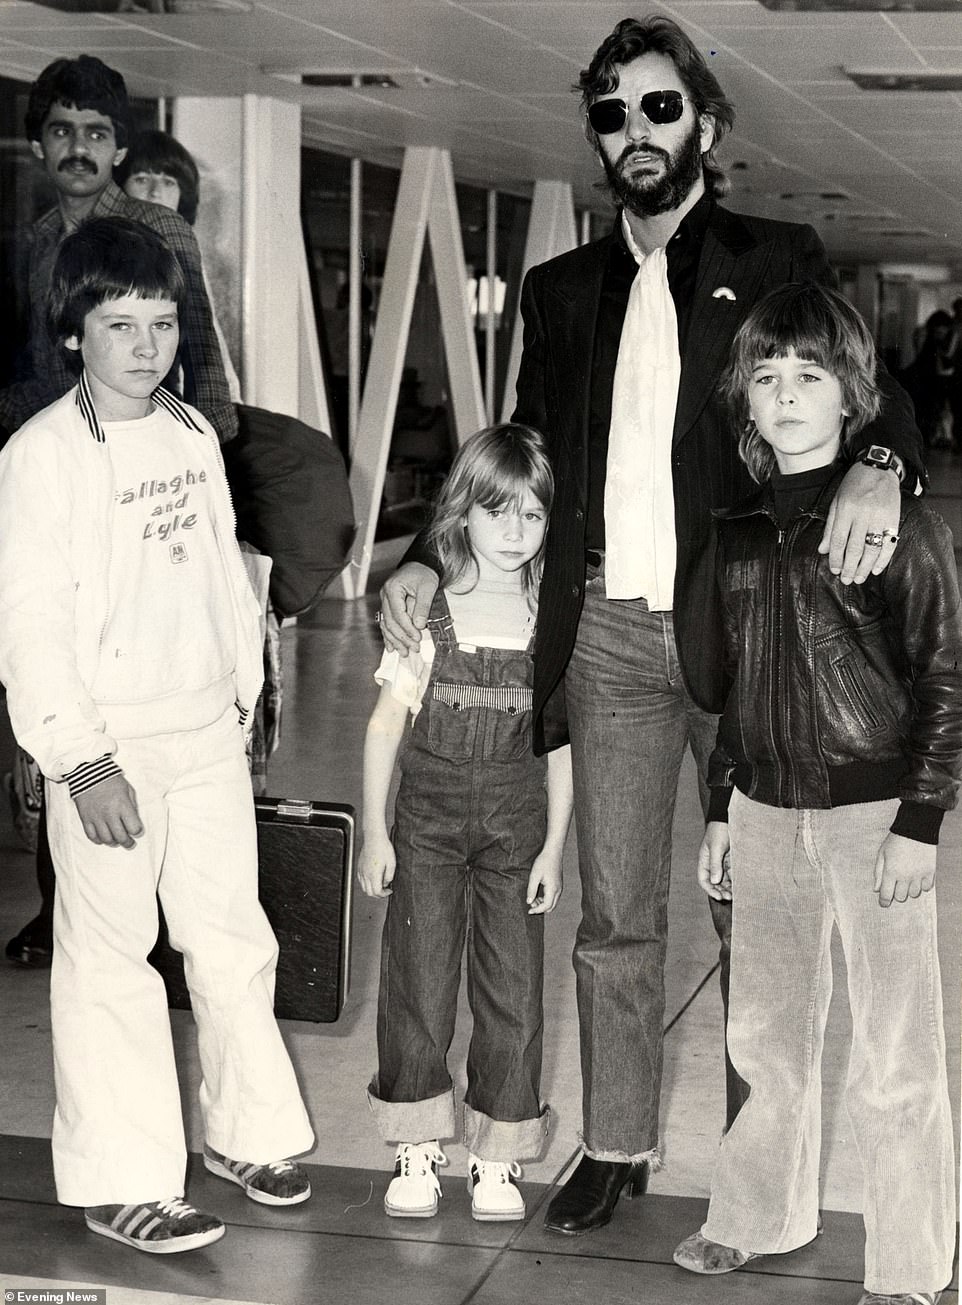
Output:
[0, 452, 960, 1305]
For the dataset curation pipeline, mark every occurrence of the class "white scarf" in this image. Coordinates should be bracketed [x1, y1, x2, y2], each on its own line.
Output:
[603, 217, 681, 607]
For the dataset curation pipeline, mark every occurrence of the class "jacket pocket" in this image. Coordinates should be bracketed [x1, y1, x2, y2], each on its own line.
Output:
[831, 651, 886, 735]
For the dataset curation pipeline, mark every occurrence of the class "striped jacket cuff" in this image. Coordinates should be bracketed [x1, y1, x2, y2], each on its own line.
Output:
[64, 755, 122, 800]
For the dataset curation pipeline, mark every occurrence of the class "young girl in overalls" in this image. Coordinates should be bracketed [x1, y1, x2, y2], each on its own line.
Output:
[672, 283, 962, 1305]
[360, 422, 573, 1223]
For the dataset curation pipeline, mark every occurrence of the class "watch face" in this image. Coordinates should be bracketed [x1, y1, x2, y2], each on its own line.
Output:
[864, 446, 892, 465]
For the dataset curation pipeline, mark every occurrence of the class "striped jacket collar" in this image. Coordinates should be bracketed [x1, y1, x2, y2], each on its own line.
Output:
[74, 370, 204, 443]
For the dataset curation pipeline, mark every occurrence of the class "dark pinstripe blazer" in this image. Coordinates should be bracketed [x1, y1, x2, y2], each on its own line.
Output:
[511, 203, 924, 751]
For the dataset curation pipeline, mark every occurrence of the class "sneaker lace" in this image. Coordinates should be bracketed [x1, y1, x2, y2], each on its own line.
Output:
[398, 1142, 447, 1181]
[153, 1197, 197, 1220]
[473, 1159, 522, 1184]
[265, 1159, 296, 1175]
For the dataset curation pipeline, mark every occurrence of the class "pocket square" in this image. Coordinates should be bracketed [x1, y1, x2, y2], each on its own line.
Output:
[712, 286, 737, 300]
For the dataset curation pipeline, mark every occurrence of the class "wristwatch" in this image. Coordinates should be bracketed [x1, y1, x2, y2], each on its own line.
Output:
[858, 445, 905, 483]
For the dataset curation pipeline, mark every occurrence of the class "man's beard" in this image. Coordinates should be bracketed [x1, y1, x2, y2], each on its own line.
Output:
[600, 116, 704, 218]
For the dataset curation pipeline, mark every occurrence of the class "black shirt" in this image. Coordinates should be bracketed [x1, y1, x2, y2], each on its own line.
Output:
[585, 193, 715, 550]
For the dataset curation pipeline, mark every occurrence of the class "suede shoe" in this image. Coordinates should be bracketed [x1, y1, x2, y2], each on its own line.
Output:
[84, 1198, 224, 1253]
[467, 1155, 525, 1222]
[203, 1146, 311, 1206]
[543, 1154, 649, 1235]
[673, 1230, 757, 1274]
[384, 1141, 447, 1218]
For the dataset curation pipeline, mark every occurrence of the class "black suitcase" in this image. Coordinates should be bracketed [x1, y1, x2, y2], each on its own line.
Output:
[149, 798, 355, 1023]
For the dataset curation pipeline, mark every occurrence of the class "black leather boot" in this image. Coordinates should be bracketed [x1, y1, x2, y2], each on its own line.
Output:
[543, 1154, 649, 1235]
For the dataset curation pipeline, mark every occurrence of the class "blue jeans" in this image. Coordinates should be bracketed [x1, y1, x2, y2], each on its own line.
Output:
[564, 560, 744, 1160]
[704, 792, 955, 1296]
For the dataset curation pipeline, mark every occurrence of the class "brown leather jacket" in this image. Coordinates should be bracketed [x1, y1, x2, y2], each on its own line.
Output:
[709, 466, 962, 813]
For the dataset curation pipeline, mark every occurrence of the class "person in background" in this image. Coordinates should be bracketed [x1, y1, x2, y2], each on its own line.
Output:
[673, 282, 959, 1305]
[360, 424, 573, 1225]
[118, 128, 242, 404]
[899, 308, 955, 450]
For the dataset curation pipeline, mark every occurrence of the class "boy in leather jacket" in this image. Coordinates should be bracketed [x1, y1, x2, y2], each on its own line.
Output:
[672, 282, 962, 1305]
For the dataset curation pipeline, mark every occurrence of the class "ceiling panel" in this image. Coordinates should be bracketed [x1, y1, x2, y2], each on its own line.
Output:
[0, 0, 959, 269]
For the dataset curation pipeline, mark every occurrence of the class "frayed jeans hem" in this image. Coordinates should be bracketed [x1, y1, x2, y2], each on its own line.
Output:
[580, 1136, 662, 1169]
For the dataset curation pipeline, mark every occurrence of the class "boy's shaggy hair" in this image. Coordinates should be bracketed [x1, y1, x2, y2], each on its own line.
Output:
[48, 216, 186, 356]
[577, 14, 735, 199]
[721, 281, 881, 483]
[117, 129, 201, 226]
[25, 54, 131, 149]
[428, 423, 554, 608]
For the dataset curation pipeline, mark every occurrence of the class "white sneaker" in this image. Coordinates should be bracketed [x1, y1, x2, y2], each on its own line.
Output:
[467, 1155, 525, 1222]
[384, 1141, 448, 1218]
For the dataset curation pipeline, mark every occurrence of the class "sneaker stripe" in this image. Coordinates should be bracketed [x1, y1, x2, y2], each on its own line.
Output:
[120, 1207, 154, 1235]
[138, 1215, 163, 1239]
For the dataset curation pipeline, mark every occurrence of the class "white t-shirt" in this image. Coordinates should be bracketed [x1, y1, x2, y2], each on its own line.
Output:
[376, 575, 536, 715]
[89, 405, 236, 734]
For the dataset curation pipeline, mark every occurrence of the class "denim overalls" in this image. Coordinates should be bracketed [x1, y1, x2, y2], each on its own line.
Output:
[367, 590, 550, 1161]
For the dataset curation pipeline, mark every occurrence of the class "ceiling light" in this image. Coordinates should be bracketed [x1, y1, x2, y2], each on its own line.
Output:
[779, 190, 852, 201]
[302, 73, 400, 89]
[845, 69, 962, 89]
[759, 0, 962, 10]
[28, 0, 251, 10]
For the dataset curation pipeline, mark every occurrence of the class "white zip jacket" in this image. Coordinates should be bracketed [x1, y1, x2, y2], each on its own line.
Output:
[0, 378, 264, 787]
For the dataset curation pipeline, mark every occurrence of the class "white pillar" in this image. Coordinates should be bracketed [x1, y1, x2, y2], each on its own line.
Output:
[240, 94, 302, 415]
[171, 97, 243, 392]
[501, 180, 577, 420]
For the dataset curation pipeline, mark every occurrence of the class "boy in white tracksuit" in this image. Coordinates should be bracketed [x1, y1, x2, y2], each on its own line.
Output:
[0, 216, 314, 1254]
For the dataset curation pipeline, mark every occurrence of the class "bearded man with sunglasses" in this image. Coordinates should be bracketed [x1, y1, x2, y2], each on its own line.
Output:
[379, 13, 923, 1236]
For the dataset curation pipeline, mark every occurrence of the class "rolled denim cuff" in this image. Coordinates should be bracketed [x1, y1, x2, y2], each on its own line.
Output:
[462, 1101, 550, 1163]
[366, 1081, 456, 1144]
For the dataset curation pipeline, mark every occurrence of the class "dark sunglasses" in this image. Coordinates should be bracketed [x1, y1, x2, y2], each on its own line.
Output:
[587, 91, 690, 134]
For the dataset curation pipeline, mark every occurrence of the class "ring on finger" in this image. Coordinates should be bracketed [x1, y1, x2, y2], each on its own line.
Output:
[864, 531, 885, 547]
[881, 527, 899, 545]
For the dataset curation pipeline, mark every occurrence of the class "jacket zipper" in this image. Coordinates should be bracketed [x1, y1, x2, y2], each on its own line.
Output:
[766, 525, 786, 804]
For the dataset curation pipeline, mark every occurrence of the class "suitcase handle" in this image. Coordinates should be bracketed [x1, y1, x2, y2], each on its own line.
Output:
[275, 799, 313, 821]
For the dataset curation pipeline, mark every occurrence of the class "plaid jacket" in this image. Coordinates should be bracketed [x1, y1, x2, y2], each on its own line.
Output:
[0, 181, 237, 443]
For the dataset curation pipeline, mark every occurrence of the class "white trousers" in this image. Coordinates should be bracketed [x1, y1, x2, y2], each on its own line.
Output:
[46, 706, 314, 1207]
[703, 791, 955, 1296]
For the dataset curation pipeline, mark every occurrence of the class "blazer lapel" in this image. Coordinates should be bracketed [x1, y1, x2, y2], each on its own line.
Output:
[673, 210, 771, 444]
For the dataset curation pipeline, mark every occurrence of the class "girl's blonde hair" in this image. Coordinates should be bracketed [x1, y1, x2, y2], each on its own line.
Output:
[721, 282, 882, 483]
[428, 423, 553, 606]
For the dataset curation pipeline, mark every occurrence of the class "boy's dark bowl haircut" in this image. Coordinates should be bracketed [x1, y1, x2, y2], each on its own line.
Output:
[47, 216, 187, 353]
[25, 54, 131, 149]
